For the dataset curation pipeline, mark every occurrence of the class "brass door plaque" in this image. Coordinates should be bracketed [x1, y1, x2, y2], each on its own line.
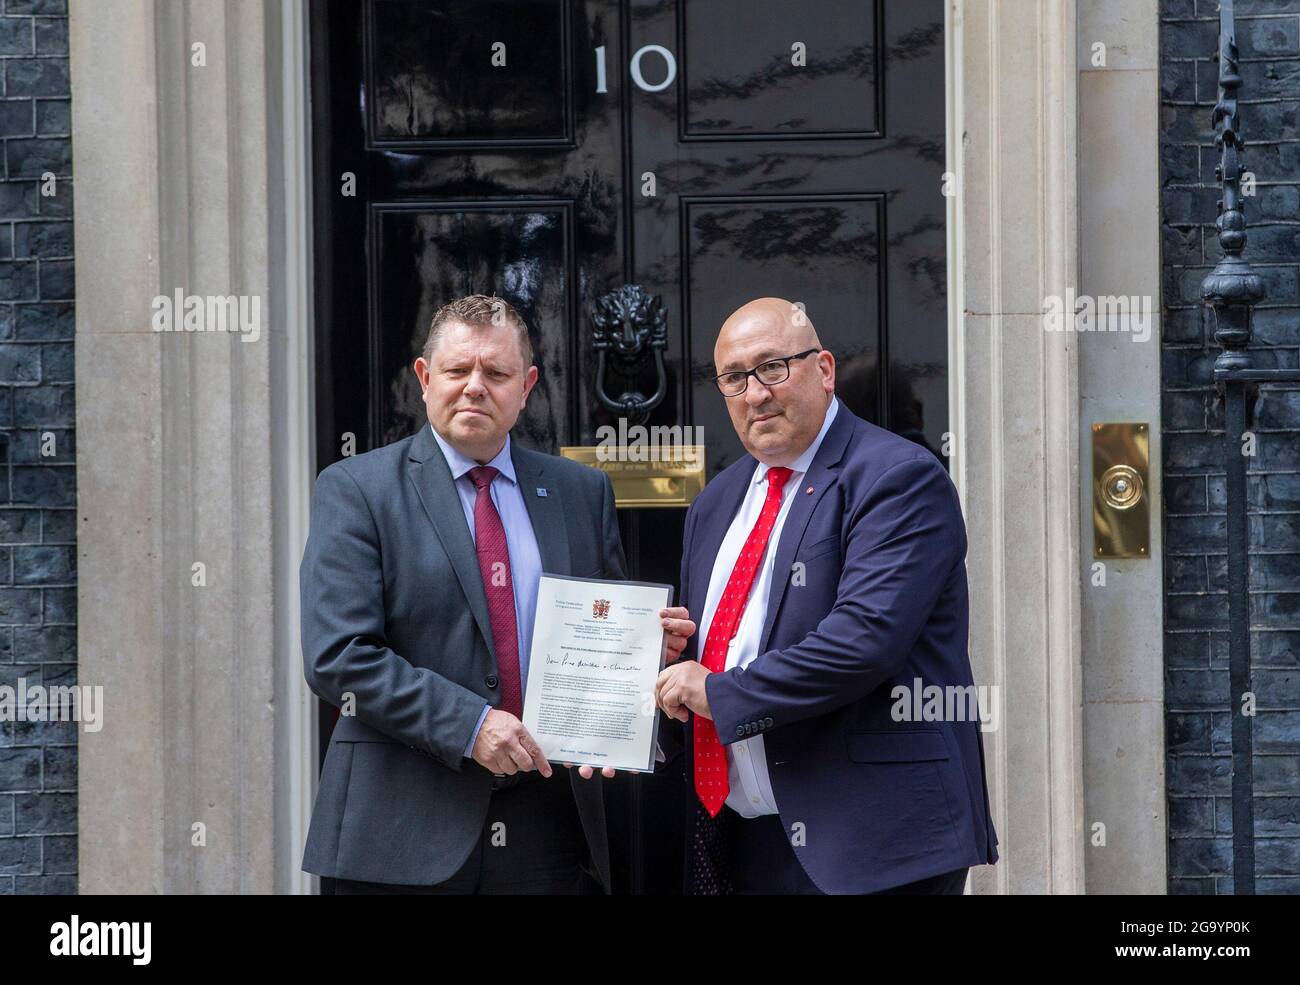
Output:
[1092, 422, 1150, 559]
[560, 445, 706, 508]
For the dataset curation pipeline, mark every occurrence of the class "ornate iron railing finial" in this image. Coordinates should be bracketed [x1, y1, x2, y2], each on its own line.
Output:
[1202, 0, 1266, 378]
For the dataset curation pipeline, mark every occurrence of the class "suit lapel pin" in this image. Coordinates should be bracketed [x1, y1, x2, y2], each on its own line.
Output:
[537, 487, 548, 497]
[805, 486, 814, 494]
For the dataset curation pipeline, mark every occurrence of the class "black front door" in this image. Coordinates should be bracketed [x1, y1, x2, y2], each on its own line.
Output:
[311, 0, 947, 894]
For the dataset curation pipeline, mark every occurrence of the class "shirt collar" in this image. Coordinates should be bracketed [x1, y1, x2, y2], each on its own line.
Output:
[429, 424, 518, 485]
[754, 396, 840, 485]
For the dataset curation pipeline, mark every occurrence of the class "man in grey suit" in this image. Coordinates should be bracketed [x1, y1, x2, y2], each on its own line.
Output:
[300, 294, 695, 894]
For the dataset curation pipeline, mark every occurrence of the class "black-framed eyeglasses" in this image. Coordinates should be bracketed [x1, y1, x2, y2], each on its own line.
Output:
[710, 348, 821, 397]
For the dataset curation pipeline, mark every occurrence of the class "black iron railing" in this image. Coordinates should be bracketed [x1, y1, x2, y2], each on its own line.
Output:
[1201, 0, 1300, 895]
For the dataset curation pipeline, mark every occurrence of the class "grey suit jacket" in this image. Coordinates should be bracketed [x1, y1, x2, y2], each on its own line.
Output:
[299, 424, 627, 888]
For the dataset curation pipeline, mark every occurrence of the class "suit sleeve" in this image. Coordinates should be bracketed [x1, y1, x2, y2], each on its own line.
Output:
[704, 455, 966, 744]
[599, 471, 629, 580]
[300, 464, 489, 770]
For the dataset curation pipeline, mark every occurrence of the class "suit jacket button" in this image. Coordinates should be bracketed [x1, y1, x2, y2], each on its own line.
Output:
[486, 675, 498, 688]
[764, 717, 774, 727]
[735, 726, 745, 738]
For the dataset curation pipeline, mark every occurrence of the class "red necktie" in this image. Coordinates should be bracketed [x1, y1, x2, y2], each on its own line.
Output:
[468, 466, 523, 719]
[694, 465, 793, 816]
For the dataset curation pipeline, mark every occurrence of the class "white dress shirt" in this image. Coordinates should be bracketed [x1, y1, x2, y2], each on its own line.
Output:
[698, 398, 840, 817]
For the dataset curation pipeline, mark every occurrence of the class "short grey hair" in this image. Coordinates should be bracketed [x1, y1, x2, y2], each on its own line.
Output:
[422, 294, 534, 367]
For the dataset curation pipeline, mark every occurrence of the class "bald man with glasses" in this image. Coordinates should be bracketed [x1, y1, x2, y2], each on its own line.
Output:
[655, 297, 998, 894]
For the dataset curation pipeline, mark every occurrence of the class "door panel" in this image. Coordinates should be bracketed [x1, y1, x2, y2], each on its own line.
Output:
[682, 194, 884, 474]
[366, 0, 573, 147]
[371, 201, 577, 447]
[678, 0, 882, 139]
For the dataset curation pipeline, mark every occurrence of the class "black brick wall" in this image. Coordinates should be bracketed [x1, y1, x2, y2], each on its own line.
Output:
[0, 0, 75, 896]
[1161, 0, 1300, 894]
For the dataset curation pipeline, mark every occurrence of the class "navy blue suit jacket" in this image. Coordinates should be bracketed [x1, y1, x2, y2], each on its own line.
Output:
[682, 404, 999, 893]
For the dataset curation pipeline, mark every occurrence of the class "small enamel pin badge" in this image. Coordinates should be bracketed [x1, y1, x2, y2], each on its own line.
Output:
[537, 488, 548, 497]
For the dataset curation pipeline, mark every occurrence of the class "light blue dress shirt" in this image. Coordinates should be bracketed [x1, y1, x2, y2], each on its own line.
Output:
[427, 426, 544, 758]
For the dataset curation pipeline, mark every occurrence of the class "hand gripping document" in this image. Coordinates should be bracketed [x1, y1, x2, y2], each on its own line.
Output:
[521, 573, 672, 773]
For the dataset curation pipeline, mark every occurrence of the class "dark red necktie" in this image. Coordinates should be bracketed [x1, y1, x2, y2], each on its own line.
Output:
[468, 466, 523, 718]
[694, 465, 793, 816]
